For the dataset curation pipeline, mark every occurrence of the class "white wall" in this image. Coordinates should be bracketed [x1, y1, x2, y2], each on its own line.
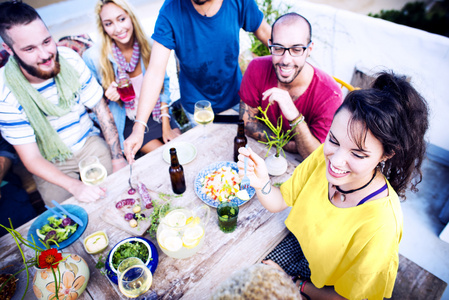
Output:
[278, 0, 449, 164]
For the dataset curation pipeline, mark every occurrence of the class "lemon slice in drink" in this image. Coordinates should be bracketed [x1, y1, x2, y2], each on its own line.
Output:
[158, 228, 178, 251]
[182, 236, 200, 249]
[184, 225, 204, 240]
[166, 211, 187, 227]
[163, 236, 183, 252]
[236, 189, 250, 201]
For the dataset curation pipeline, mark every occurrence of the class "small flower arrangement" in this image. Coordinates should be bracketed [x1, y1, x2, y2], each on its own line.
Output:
[0, 220, 66, 300]
[255, 103, 298, 158]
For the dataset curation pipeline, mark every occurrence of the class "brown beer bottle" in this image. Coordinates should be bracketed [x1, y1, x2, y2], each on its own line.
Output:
[234, 120, 247, 162]
[169, 148, 186, 194]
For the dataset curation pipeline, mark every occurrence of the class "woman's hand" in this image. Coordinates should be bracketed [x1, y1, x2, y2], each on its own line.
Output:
[124, 125, 145, 164]
[162, 123, 181, 143]
[104, 81, 121, 102]
[237, 146, 270, 190]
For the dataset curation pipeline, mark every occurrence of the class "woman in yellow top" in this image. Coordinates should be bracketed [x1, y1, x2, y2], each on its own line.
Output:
[238, 72, 429, 299]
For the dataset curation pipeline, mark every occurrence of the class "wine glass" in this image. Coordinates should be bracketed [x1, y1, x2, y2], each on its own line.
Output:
[78, 156, 107, 186]
[193, 100, 214, 139]
[117, 257, 153, 299]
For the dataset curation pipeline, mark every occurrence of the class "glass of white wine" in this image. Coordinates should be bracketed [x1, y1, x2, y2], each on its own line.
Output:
[117, 257, 153, 299]
[193, 100, 214, 139]
[78, 156, 107, 186]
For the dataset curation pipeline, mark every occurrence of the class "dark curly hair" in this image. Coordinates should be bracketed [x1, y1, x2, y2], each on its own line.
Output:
[336, 72, 429, 199]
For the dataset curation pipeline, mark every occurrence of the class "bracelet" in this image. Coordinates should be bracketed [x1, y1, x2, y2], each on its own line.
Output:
[261, 179, 272, 195]
[134, 119, 149, 133]
[159, 113, 171, 120]
[160, 104, 170, 110]
[300, 280, 311, 300]
[289, 114, 305, 127]
[300, 280, 308, 293]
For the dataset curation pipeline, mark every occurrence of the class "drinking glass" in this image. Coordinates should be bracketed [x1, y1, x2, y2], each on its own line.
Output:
[193, 100, 214, 139]
[117, 73, 136, 107]
[78, 156, 107, 186]
[217, 201, 239, 233]
[117, 257, 153, 299]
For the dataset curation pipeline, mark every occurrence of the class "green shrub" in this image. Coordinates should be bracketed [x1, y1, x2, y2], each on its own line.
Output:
[368, 1, 449, 37]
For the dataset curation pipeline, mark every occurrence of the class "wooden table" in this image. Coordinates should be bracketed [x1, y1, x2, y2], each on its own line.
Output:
[0, 123, 301, 299]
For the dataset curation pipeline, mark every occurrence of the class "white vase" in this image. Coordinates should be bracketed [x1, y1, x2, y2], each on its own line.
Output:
[33, 253, 90, 300]
[265, 154, 288, 176]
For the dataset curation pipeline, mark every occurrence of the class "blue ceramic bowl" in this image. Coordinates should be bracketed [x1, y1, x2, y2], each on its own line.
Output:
[27, 204, 88, 250]
[105, 236, 159, 285]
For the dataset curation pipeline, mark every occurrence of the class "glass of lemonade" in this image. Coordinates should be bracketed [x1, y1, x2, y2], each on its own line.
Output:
[157, 206, 210, 259]
[117, 257, 152, 298]
[79, 156, 107, 186]
[217, 201, 239, 233]
[193, 100, 214, 139]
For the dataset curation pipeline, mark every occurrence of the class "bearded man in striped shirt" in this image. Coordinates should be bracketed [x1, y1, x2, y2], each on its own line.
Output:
[0, 1, 127, 204]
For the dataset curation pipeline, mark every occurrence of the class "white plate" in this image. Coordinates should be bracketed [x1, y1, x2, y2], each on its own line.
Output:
[163, 142, 197, 165]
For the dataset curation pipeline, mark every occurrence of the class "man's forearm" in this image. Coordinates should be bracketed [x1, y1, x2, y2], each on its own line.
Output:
[291, 121, 321, 158]
[241, 101, 270, 142]
[92, 98, 124, 160]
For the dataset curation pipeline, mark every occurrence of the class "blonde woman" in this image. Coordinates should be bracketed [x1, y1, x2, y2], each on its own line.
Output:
[83, 0, 180, 156]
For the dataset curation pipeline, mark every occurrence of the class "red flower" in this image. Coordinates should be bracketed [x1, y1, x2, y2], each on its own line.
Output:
[38, 248, 63, 269]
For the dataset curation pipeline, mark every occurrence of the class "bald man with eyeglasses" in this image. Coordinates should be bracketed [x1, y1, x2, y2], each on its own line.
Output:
[239, 12, 343, 160]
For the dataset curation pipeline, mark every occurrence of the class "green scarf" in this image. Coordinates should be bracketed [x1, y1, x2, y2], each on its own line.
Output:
[4, 55, 81, 162]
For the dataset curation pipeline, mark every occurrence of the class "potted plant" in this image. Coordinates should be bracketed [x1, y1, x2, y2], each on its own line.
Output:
[0, 220, 90, 300]
[255, 104, 298, 176]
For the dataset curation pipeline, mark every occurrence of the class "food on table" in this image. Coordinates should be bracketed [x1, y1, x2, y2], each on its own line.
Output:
[137, 181, 153, 209]
[115, 196, 150, 227]
[37, 215, 78, 244]
[200, 166, 242, 202]
[111, 241, 149, 270]
[128, 188, 136, 195]
[124, 213, 134, 221]
[235, 189, 250, 201]
[129, 219, 138, 228]
[84, 231, 109, 254]
[115, 198, 136, 210]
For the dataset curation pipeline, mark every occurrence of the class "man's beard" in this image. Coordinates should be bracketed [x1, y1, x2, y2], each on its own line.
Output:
[14, 51, 60, 80]
[274, 63, 303, 85]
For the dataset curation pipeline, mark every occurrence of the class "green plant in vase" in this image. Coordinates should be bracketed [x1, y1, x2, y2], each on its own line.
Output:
[0, 220, 66, 300]
[255, 103, 298, 158]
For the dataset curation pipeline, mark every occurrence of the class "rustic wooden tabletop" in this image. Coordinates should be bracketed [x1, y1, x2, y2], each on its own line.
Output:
[0, 123, 301, 299]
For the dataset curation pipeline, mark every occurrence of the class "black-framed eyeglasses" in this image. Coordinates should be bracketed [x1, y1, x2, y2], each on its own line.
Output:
[268, 41, 312, 57]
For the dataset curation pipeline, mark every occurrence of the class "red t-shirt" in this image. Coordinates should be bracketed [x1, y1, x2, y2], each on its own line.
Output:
[239, 56, 343, 143]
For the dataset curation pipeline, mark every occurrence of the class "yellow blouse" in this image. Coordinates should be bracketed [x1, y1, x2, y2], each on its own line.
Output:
[281, 145, 403, 299]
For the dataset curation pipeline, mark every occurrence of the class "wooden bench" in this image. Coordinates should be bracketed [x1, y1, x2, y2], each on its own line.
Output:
[392, 254, 447, 299]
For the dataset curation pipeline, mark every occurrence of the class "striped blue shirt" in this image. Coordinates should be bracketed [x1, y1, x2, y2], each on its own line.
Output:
[0, 47, 103, 153]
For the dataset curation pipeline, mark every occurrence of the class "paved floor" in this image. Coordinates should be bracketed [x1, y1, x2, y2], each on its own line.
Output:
[399, 157, 449, 299]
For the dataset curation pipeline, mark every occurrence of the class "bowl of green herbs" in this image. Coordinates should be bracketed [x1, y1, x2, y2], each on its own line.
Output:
[105, 236, 158, 285]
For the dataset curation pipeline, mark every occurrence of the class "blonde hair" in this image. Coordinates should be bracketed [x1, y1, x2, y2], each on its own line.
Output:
[211, 264, 302, 300]
[94, 0, 151, 90]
